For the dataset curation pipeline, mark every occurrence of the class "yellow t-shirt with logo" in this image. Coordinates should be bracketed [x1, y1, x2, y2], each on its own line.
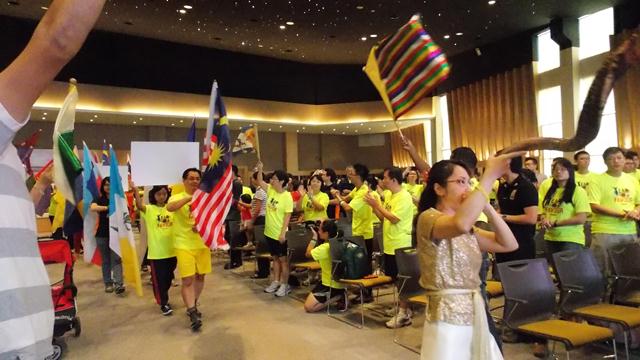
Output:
[168, 192, 207, 250]
[588, 173, 640, 235]
[575, 172, 596, 221]
[311, 242, 344, 289]
[382, 189, 414, 255]
[539, 186, 591, 244]
[301, 192, 329, 221]
[349, 184, 378, 239]
[141, 204, 175, 259]
[538, 177, 553, 196]
[265, 186, 294, 239]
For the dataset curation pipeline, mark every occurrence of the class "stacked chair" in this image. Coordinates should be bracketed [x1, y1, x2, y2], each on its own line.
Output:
[608, 243, 640, 307]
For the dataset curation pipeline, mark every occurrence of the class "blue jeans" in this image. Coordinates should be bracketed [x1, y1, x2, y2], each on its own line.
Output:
[96, 236, 123, 286]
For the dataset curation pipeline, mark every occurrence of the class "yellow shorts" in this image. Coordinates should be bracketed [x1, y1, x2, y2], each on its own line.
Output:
[175, 248, 212, 278]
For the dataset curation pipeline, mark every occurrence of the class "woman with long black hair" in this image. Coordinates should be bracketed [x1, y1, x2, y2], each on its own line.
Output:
[538, 158, 590, 256]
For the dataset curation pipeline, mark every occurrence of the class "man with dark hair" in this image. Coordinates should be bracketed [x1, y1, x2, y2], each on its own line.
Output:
[0, 1, 107, 357]
[365, 167, 414, 328]
[496, 156, 539, 263]
[574, 151, 595, 247]
[624, 150, 640, 182]
[588, 147, 640, 277]
[167, 168, 210, 331]
[320, 168, 341, 219]
[303, 220, 346, 313]
[524, 157, 547, 187]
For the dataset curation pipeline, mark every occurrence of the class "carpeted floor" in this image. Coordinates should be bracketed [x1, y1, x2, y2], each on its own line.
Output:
[52, 252, 625, 360]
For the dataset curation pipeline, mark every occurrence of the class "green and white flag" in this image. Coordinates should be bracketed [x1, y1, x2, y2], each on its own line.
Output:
[52, 80, 82, 205]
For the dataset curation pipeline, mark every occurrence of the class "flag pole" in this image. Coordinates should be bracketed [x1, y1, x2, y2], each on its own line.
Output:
[393, 115, 404, 138]
[254, 124, 261, 162]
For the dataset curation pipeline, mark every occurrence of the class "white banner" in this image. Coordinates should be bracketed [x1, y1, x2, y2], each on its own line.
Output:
[130, 141, 199, 186]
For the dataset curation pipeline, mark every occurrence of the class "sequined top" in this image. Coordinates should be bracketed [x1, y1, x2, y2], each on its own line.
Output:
[417, 208, 482, 326]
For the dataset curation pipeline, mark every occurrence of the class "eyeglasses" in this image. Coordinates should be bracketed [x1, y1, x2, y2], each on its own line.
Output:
[446, 178, 472, 186]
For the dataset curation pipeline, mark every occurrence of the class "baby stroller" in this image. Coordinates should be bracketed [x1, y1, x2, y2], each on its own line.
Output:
[38, 239, 81, 359]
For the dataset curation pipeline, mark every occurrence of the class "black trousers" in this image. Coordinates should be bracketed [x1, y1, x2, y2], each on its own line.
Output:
[150, 257, 177, 306]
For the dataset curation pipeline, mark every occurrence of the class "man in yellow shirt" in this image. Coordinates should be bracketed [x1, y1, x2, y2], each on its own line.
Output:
[167, 168, 210, 331]
[574, 150, 596, 247]
[365, 167, 414, 329]
[588, 147, 640, 277]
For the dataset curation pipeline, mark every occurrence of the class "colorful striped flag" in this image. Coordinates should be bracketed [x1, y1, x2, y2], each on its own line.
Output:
[82, 142, 102, 265]
[52, 80, 82, 205]
[192, 81, 233, 249]
[108, 146, 143, 296]
[232, 125, 257, 154]
[364, 14, 450, 120]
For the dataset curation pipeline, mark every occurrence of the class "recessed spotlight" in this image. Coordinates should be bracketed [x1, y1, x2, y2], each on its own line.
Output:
[139, 117, 143, 120]
[133, 121, 137, 124]
[368, 127, 371, 130]
[355, 130, 358, 133]
[296, 129, 299, 133]
[302, 127, 306, 130]
[356, 5, 364, 10]
[488, 0, 496, 5]
[90, 119, 94, 122]
[178, 9, 187, 14]
[346, 125, 349, 129]
[94, 115, 98, 118]
[382, 125, 386, 127]
[180, 119, 184, 123]
[279, 125, 283, 128]
[183, 5, 193, 9]
[43, 112, 47, 115]
[456, 32, 463, 36]
[370, 34, 378, 38]
[286, 21, 294, 26]
[171, 123, 175, 126]
[320, 131, 324, 134]
[268, 128, 272, 131]
[279, 25, 286, 30]
[332, 128, 336, 131]
[342, 132, 346, 135]
[41, 117, 46, 120]
[444, 35, 450, 39]
[360, 37, 367, 41]
[41, 6, 48, 10]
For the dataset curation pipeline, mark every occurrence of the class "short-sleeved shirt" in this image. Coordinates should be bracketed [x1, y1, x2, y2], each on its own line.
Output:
[301, 192, 329, 221]
[311, 242, 344, 289]
[497, 175, 538, 260]
[402, 182, 423, 215]
[168, 192, 207, 250]
[539, 185, 591, 244]
[382, 189, 414, 255]
[321, 183, 340, 219]
[242, 186, 254, 197]
[588, 172, 640, 235]
[349, 184, 378, 239]
[141, 204, 175, 259]
[94, 196, 109, 237]
[0, 103, 53, 359]
[252, 187, 267, 217]
[265, 186, 294, 239]
[575, 171, 596, 193]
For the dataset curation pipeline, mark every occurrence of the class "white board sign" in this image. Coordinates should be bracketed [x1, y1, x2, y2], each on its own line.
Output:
[31, 149, 53, 168]
[131, 141, 199, 186]
[99, 165, 130, 191]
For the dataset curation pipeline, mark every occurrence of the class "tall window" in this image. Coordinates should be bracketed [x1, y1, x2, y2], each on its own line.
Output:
[536, 30, 560, 73]
[440, 95, 451, 160]
[579, 7, 614, 60]
[537, 86, 563, 175]
[580, 77, 617, 173]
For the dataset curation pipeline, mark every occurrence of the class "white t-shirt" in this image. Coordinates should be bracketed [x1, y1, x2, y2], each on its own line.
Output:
[0, 103, 54, 359]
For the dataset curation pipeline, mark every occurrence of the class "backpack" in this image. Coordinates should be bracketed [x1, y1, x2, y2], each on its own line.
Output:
[330, 236, 370, 280]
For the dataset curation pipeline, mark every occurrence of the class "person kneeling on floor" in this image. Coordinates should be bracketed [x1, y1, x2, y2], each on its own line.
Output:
[303, 220, 347, 313]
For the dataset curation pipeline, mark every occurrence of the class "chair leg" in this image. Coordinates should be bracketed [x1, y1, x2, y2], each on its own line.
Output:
[624, 331, 629, 360]
[613, 338, 618, 360]
[359, 286, 365, 328]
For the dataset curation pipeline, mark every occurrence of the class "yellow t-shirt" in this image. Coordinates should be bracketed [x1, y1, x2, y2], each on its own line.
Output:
[470, 178, 489, 223]
[382, 189, 414, 255]
[141, 204, 176, 259]
[242, 186, 254, 197]
[301, 191, 329, 221]
[168, 192, 207, 250]
[588, 173, 640, 235]
[539, 186, 591, 244]
[402, 183, 423, 215]
[265, 186, 294, 239]
[311, 242, 344, 289]
[575, 172, 595, 192]
[538, 177, 553, 196]
[349, 184, 378, 239]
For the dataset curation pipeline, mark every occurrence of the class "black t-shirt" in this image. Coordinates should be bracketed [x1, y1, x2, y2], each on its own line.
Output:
[94, 196, 109, 238]
[321, 183, 339, 219]
[496, 175, 538, 261]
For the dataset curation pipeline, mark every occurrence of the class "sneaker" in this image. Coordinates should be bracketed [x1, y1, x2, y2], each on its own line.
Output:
[274, 283, 291, 297]
[160, 304, 173, 316]
[385, 311, 412, 329]
[114, 284, 126, 296]
[104, 284, 114, 293]
[187, 307, 202, 331]
[264, 281, 280, 293]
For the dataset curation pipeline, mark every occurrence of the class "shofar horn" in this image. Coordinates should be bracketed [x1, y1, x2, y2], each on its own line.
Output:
[499, 29, 640, 155]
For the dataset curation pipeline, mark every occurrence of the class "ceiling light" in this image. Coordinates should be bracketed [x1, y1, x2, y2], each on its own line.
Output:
[332, 128, 336, 131]
[183, 5, 193, 9]
[41, 6, 48, 10]
[360, 37, 367, 41]
[488, 0, 496, 4]
[296, 130, 299, 133]
[368, 127, 371, 130]
[286, 21, 294, 26]
[356, 5, 364, 10]
[302, 127, 306, 130]
[369, 34, 378, 38]
[139, 117, 143, 120]
[180, 119, 184, 123]
[268, 128, 272, 131]
[342, 132, 346, 135]
[90, 119, 94, 122]
[133, 121, 137, 124]
[171, 123, 175, 126]
[456, 32, 463, 36]
[279, 125, 283, 128]
[346, 125, 349, 129]
[320, 131, 324, 134]
[41, 117, 46, 120]
[43, 112, 47, 115]
[279, 25, 286, 30]
[444, 35, 450, 39]
[178, 9, 187, 14]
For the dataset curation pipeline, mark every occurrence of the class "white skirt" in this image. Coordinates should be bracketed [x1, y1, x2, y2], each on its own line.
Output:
[420, 321, 503, 360]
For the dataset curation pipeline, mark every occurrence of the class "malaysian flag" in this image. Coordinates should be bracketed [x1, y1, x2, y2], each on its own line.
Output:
[364, 14, 450, 120]
[191, 81, 233, 249]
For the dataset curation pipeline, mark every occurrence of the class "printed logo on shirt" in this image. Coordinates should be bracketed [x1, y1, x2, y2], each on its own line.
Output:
[577, 181, 589, 190]
[613, 187, 632, 203]
[544, 197, 564, 215]
[156, 214, 173, 229]
[268, 197, 280, 211]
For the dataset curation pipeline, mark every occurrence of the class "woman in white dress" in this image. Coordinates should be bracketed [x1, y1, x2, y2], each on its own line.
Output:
[416, 152, 522, 360]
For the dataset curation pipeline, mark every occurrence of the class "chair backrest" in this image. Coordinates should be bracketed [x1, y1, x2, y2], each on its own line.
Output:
[608, 242, 640, 303]
[336, 218, 352, 238]
[253, 225, 269, 255]
[373, 223, 384, 254]
[286, 228, 312, 263]
[552, 249, 605, 311]
[226, 220, 242, 247]
[498, 258, 557, 328]
[394, 247, 422, 298]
